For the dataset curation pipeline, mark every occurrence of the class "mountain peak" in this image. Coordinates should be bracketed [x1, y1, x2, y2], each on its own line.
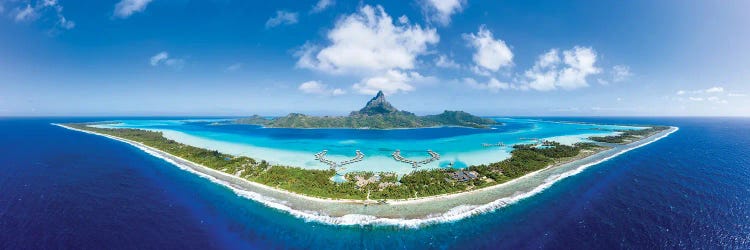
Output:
[356, 90, 398, 115]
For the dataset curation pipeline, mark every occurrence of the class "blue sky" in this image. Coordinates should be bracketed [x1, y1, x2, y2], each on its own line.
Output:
[1, 0, 748, 116]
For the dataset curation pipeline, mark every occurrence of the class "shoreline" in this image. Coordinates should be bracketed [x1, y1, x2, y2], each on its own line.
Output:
[54, 123, 678, 227]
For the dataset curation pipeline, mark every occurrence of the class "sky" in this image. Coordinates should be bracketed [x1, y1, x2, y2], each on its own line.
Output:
[1, 0, 749, 116]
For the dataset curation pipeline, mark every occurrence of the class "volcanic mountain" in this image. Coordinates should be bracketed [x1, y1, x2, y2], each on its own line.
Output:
[236, 91, 498, 129]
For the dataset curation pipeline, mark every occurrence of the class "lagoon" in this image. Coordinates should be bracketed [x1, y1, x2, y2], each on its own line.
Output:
[94, 118, 639, 175]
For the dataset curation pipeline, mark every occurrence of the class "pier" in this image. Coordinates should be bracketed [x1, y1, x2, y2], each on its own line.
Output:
[520, 137, 544, 144]
[482, 142, 506, 147]
[392, 149, 440, 168]
[314, 150, 364, 170]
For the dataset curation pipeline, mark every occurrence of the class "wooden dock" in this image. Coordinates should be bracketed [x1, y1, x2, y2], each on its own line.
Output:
[314, 150, 364, 170]
[392, 149, 440, 168]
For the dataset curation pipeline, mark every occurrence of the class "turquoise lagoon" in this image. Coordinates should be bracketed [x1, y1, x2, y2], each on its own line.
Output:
[93, 118, 639, 176]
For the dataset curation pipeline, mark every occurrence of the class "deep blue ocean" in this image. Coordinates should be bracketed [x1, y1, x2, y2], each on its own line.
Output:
[1, 117, 748, 249]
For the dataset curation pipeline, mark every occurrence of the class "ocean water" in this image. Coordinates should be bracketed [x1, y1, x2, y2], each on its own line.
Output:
[93, 118, 637, 175]
[1, 117, 748, 248]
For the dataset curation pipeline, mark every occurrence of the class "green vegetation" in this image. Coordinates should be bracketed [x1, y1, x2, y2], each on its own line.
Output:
[469, 141, 591, 181]
[63, 123, 660, 201]
[234, 91, 497, 129]
[65, 124, 366, 199]
[239, 111, 497, 129]
[589, 126, 669, 143]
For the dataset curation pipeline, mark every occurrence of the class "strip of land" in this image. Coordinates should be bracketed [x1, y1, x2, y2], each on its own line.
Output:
[59, 123, 647, 201]
[54, 123, 676, 225]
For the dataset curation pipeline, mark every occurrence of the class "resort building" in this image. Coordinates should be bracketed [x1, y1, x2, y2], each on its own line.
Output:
[448, 170, 480, 182]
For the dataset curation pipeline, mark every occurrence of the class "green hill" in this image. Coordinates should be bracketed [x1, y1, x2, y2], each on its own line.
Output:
[235, 91, 498, 129]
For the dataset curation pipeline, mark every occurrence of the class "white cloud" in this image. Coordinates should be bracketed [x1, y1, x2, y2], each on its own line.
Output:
[420, 0, 466, 26]
[521, 49, 560, 91]
[331, 88, 346, 96]
[298, 80, 346, 96]
[299, 81, 327, 94]
[225, 63, 242, 72]
[706, 96, 728, 104]
[297, 5, 438, 75]
[519, 46, 600, 91]
[296, 5, 439, 95]
[149, 51, 184, 69]
[114, 0, 152, 18]
[57, 15, 74, 29]
[600, 64, 631, 84]
[463, 25, 513, 73]
[10, 0, 73, 30]
[266, 10, 298, 28]
[673, 86, 735, 104]
[310, 0, 334, 13]
[14, 4, 36, 22]
[42, 0, 56, 7]
[677, 86, 726, 95]
[150, 52, 168, 66]
[705, 86, 724, 93]
[353, 70, 422, 95]
[435, 55, 460, 69]
[557, 47, 600, 88]
[463, 77, 509, 93]
[611, 65, 631, 82]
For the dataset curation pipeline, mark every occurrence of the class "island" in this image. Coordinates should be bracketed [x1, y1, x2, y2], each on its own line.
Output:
[54, 94, 678, 225]
[235, 91, 499, 129]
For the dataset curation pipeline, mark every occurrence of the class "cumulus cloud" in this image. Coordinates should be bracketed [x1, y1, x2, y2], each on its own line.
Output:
[310, 0, 334, 13]
[353, 70, 425, 95]
[10, 0, 74, 30]
[149, 51, 185, 69]
[434, 55, 460, 69]
[420, 0, 466, 26]
[298, 81, 346, 96]
[296, 5, 439, 95]
[266, 10, 298, 28]
[114, 0, 152, 18]
[297, 5, 438, 74]
[518, 46, 600, 91]
[463, 77, 509, 93]
[463, 25, 513, 73]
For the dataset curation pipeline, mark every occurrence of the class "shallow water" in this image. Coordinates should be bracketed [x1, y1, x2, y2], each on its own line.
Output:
[2, 117, 748, 248]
